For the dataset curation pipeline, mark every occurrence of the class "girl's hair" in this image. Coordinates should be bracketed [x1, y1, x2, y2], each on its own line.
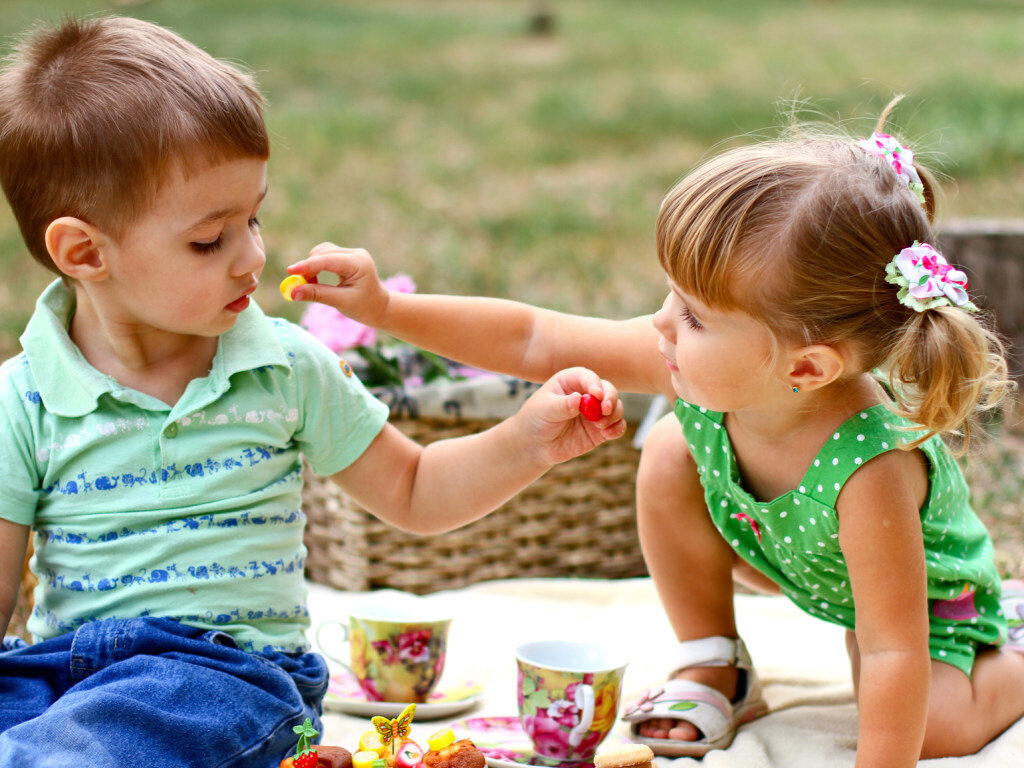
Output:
[656, 103, 1012, 449]
[0, 15, 269, 273]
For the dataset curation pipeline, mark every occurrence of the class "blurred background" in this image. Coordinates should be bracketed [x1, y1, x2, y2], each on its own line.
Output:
[1, 1, 1023, 578]
[3, 0, 1024, 358]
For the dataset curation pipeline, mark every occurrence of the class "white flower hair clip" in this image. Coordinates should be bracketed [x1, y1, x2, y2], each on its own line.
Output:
[858, 132, 926, 205]
[884, 242, 977, 313]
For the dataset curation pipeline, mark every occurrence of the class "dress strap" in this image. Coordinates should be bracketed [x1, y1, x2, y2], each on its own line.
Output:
[797, 405, 922, 508]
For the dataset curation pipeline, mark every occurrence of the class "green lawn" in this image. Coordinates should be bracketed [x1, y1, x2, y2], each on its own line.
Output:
[3, 0, 1024, 357]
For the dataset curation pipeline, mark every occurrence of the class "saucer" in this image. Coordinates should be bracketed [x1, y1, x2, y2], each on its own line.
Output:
[323, 670, 483, 720]
[450, 716, 631, 768]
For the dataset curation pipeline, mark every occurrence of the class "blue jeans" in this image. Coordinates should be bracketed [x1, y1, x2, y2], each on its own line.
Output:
[0, 617, 328, 767]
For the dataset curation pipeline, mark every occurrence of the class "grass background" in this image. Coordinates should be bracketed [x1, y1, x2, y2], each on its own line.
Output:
[4, 0, 1024, 354]
[0, 0, 1022, 578]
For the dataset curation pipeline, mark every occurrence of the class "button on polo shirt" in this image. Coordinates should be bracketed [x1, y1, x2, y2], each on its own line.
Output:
[0, 281, 389, 652]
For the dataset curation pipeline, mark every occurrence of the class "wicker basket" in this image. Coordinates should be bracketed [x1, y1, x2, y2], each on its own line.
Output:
[302, 415, 648, 594]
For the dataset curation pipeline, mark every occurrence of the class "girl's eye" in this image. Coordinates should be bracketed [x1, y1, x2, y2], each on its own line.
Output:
[249, 216, 261, 229]
[681, 307, 703, 331]
[190, 237, 223, 254]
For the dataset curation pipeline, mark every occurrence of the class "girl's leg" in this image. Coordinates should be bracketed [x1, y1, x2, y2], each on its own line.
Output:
[920, 649, 1024, 758]
[634, 414, 742, 741]
[846, 632, 1024, 758]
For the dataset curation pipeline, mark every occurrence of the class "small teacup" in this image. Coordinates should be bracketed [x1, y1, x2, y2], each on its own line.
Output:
[515, 640, 628, 761]
[316, 598, 452, 703]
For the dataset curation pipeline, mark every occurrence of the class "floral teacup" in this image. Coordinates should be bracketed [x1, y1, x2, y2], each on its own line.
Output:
[515, 640, 628, 761]
[317, 600, 451, 703]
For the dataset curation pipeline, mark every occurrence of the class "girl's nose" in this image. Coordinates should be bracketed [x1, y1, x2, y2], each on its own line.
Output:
[652, 295, 674, 339]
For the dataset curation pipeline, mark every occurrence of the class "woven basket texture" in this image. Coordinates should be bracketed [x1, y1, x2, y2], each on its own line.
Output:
[302, 416, 647, 594]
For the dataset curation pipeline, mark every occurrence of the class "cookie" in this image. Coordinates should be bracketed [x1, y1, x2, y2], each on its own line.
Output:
[593, 744, 654, 768]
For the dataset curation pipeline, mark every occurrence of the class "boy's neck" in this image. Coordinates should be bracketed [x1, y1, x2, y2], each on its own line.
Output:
[69, 284, 219, 407]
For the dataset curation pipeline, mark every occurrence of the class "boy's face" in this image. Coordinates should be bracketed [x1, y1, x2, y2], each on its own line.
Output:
[99, 156, 268, 339]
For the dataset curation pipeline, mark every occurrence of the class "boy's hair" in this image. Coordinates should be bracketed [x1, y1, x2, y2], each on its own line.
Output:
[656, 104, 1011, 449]
[0, 15, 269, 272]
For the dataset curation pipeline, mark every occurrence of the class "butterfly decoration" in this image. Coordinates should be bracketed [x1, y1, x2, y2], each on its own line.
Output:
[371, 703, 417, 755]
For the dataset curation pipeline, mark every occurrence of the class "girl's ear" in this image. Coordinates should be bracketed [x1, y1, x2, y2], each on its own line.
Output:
[785, 344, 846, 393]
[45, 217, 110, 281]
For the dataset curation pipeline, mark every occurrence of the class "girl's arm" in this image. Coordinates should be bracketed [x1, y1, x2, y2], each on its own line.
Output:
[287, 244, 673, 396]
[0, 518, 30, 638]
[838, 448, 932, 768]
[329, 367, 627, 533]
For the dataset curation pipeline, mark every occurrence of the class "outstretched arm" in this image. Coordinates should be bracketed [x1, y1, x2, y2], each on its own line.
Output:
[330, 367, 626, 533]
[287, 244, 672, 396]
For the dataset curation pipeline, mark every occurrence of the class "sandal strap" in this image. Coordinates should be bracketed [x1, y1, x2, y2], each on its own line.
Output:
[671, 636, 751, 673]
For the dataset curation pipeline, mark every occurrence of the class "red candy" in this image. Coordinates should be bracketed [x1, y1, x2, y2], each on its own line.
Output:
[579, 394, 602, 422]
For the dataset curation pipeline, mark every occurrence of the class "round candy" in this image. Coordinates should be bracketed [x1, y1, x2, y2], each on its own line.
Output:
[427, 728, 455, 751]
[354, 751, 381, 768]
[280, 274, 307, 301]
[359, 731, 387, 757]
[579, 393, 602, 422]
[394, 739, 424, 768]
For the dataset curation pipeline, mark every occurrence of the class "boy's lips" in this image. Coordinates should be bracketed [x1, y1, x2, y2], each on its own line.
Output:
[226, 284, 257, 313]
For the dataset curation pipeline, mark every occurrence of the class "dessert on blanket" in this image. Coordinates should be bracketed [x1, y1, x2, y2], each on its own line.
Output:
[280, 718, 353, 768]
[593, 744, 654, 768]
[422, 727, 485, 768]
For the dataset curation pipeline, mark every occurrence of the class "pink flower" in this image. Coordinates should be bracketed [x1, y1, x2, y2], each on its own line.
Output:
[300, 302, 377, 353]
[372, 639, 396, 664]
[522, 715, 572, 759]
[358, 677, 384, 702]
[398, 629, 432, 663]
[547, 696, 582, 728]
[383, 273, 416, 294]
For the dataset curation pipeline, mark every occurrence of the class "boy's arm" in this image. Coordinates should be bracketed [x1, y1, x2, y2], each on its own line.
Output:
[288, 244, 672, 396]
[329, 367, 626, 534]
[0, 518, 30, 638]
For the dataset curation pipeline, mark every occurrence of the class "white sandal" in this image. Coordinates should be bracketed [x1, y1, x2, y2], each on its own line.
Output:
[621, 636, 768, 758]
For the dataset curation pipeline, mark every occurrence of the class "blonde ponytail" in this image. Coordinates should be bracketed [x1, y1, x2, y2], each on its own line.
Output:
[885, 306, 1013, 452]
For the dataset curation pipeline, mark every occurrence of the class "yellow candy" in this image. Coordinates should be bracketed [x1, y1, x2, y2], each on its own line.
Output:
[359, 731, 386, 757]
[353, 751, 382, 768]
[427, 727, 455, 751]
[279, 274, 307, 301]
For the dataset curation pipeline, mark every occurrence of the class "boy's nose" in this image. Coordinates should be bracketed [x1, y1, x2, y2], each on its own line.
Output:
[235, 232, 266, 276]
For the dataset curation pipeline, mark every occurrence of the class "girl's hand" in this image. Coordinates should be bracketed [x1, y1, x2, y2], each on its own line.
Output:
[285, 242, 390, 327]
[515, 367, 628, 466]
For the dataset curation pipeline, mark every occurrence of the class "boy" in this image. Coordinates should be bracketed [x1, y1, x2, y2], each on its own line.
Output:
[0, 16, 626, 766]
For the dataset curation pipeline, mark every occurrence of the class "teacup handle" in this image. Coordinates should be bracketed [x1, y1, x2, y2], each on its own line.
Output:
[568, 684, 595, 747]
[315, 619, 356, 677]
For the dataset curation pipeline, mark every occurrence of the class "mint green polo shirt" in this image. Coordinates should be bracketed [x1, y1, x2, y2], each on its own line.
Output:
[0, 281, 389, 653]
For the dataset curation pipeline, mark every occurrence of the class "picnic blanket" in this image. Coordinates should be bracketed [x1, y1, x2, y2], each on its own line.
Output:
[310, 578, 1024, 767]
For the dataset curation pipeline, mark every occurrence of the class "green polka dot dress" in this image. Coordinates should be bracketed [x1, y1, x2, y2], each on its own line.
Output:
[675, 398, 1007, 675]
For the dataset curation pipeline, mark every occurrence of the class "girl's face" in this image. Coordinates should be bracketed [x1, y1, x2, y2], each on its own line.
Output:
[652, 277, 785, 413]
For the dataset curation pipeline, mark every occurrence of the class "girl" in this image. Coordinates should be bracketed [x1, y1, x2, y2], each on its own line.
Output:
[287, 104, 1024, 766]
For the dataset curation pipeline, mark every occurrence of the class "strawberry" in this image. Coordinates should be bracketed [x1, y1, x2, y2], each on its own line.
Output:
[579, 393, 602, 422]
[292, 718, 320, 768]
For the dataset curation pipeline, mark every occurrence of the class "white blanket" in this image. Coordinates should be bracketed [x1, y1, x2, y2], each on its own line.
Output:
[309, 578, 1024, 767]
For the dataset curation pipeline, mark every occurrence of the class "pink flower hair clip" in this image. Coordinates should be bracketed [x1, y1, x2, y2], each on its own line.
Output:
[884, 242, 978, 313]
[858, 132, 926, 205]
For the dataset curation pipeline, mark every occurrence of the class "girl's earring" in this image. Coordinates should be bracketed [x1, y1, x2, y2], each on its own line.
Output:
[792, 386, 800, 394]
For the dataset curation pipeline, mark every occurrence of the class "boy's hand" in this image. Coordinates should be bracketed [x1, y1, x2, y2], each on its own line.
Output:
[515, 367, 628, 467]
[285, 242, 390, 327]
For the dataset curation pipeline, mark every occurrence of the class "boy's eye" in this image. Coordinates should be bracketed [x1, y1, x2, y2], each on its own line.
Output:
[190, 237, 223, 254]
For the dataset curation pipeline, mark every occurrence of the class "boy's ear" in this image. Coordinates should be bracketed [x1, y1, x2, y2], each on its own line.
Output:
[785, 344, 846, 393]
[45, 217, 110, 281]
